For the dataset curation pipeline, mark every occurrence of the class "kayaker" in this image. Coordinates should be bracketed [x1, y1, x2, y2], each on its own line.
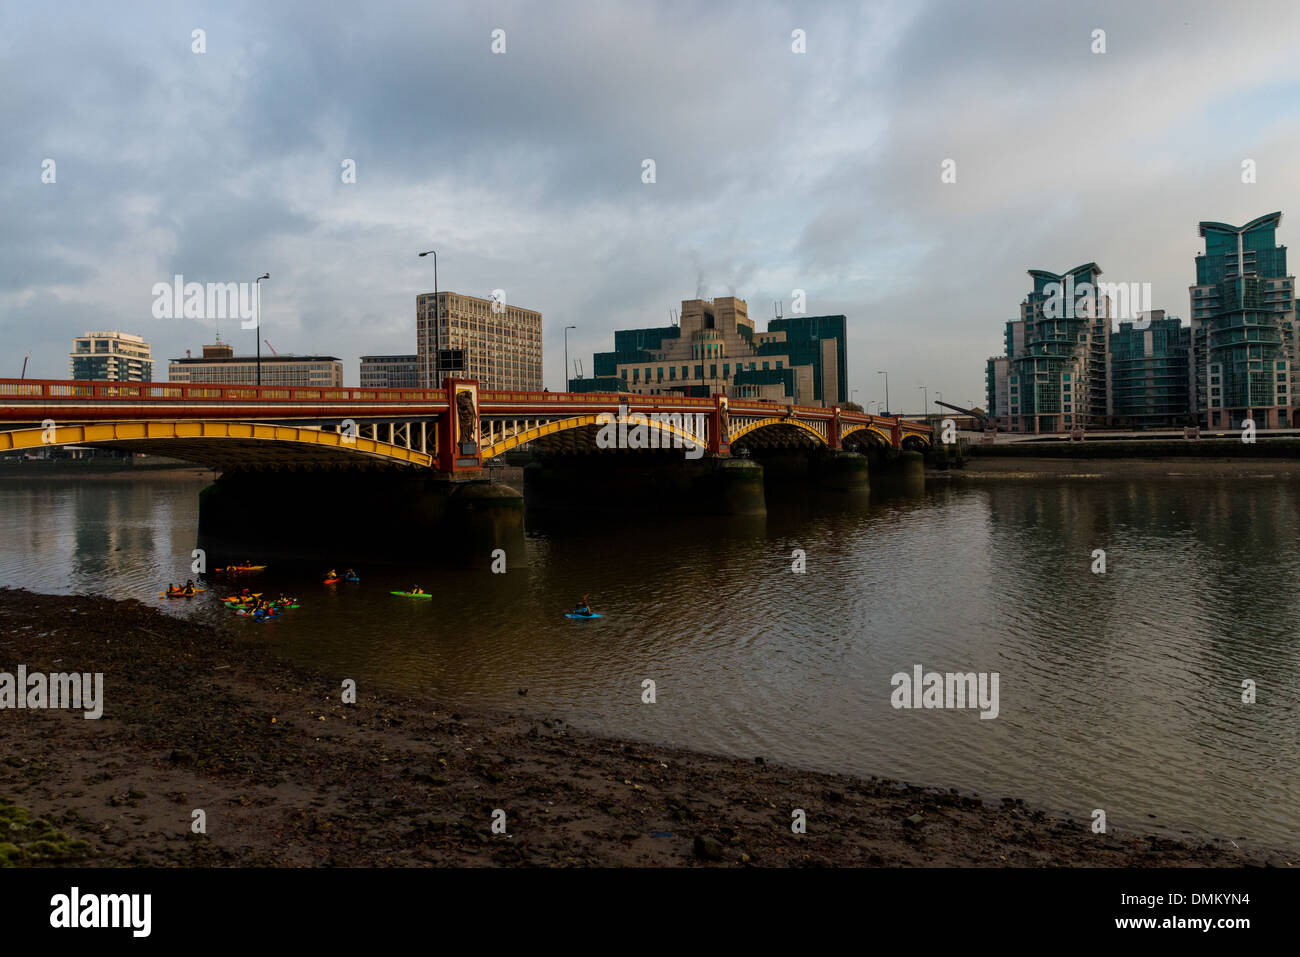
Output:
[167, 583, 179, 595]
[183, 579, 195, 596]
[325, 568, 338, 581]
[410, 585, 424, 595]
[574, 594, 591, 615]
[344, 568, 356, 579]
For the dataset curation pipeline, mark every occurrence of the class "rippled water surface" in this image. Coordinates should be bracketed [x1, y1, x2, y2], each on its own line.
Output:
[2, 474, 1297, 851]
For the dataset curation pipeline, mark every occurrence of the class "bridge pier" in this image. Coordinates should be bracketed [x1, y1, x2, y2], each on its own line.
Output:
[869, 449, 926, 494]
[522, 453, 765, 515]
[749, 448, 870, 495]
[197, 468, 525, 568]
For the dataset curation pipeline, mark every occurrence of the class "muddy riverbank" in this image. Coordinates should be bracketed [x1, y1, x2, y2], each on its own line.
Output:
[0, 589, 1285, 867]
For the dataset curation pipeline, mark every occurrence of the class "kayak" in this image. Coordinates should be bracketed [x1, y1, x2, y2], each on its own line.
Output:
[221, 593, 262, 602]
[343, 575, 361, 583]
[236, 609, 282, 620]
[322, 577, 341, 584]
[215, 565, 267, 574]
[159, 588, 206, 598]
[565, 612, 603, 620]
[390, 591, 432, 599]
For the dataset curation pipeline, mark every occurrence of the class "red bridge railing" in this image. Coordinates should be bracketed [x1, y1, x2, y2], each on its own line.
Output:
[0, 378, 929, 432]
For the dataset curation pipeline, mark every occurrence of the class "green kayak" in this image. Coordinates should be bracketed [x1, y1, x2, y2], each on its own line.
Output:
[390, 590, 433, 599]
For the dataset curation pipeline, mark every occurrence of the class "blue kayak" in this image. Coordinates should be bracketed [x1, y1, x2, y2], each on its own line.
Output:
[343, 575, 360, 583]
[237, 610, 282, 621]
[565, 612, 602, 620]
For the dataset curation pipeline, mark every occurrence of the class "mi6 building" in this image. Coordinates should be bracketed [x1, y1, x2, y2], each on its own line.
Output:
[574, 296, 845, 407]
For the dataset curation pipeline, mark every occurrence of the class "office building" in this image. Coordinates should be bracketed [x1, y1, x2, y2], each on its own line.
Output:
[69, 331, 153, 381]
[360, 355, 418, 390]
[168, 341, 342, 387]
[416, 291, 542, 390]
[578, 297, 845, 406]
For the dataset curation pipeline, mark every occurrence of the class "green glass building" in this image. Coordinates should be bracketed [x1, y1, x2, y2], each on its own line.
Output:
[1108, 311, 1191, 428]
[1188, 212, 1296, 429]
[986, 264, 1110, 433]
[764, 315, 847, 405]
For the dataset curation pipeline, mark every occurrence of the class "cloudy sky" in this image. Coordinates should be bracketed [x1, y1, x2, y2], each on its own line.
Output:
[5, 0, 1300, 410]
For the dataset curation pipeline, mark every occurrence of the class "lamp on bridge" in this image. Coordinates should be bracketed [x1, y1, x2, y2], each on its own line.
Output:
[877, 370, 890, 417]
[564, 325, 576, 393]
[255, 273, 270, 387]
[419, 250, 438, 388]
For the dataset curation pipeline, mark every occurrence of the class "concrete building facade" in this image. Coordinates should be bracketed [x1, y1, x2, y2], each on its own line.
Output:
[416, 291, 542, 391]
[168, 341, 342, 387]
[359, 354, 418, 390]
[581, 297, 845, 406]
[70, 331, 153, 382]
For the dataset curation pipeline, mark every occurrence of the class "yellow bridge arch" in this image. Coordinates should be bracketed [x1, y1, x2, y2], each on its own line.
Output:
[0, 421, 434, 468]
[840, 422, 895, 446]
[728, 416, 828, 446]
[482, 412, 709, 460]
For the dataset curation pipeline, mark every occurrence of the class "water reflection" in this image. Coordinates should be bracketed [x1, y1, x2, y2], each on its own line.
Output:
[0, 474, 1295, 851]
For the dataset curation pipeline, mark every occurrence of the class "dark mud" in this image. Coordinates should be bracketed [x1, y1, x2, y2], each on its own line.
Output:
[0, 589, 1285, 868]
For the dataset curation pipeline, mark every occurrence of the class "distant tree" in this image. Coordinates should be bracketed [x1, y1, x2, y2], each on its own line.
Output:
[842, 401, 864, 412]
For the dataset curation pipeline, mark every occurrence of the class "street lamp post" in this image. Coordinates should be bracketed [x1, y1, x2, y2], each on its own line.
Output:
[919, 385, 928, 426]
[563, 325, 576, 392]
[254, 273, 269, 387]
[850, 388, 859, 409]
[418, 250, 438, 387]
[877, 370, 889, 417]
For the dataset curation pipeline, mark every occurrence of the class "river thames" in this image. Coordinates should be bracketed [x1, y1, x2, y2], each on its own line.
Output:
[1, 473, 1296, 852]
